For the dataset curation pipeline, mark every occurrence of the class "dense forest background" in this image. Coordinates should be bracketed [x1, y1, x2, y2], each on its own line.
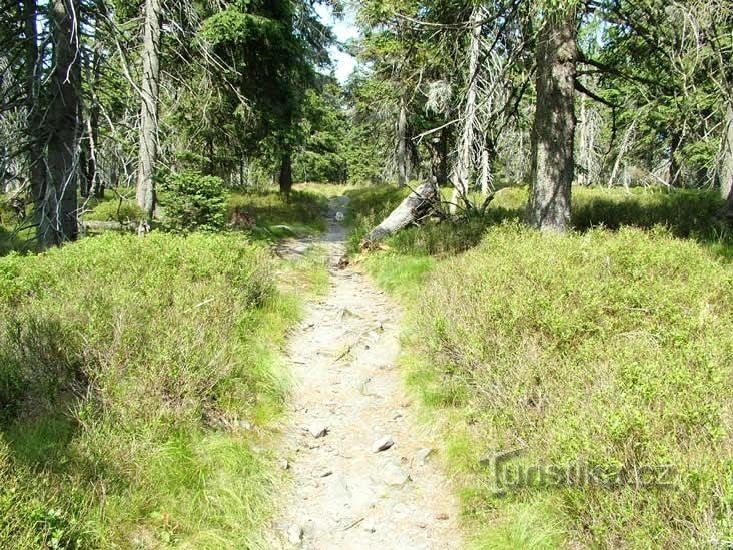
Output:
[0, 0, 731, 247]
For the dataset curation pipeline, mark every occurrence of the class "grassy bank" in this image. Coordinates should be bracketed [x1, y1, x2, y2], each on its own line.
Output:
[227, 189, 329, 239]
[347, 185, 733, 547]
[0, 232, 303, 548]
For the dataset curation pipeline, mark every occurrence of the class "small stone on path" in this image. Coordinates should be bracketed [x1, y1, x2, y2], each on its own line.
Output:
[382, 463, 411, 486]
[286, 524, 303, 545]
[362, 519, 377, 533]
[372, 435, 394, 452]
[308, 423, 328, 438]
[415, 448, 433, 465]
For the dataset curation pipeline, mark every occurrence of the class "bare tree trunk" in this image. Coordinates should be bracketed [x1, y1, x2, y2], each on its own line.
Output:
[480, 146, 491, 194]
[396, 99, 410, 187]
[608, 119, 636, 187]
[22, 0, 47, 228]
[135, 0, 162, 230]
[427, 128, 450, 185]
[362, 180, 439, 245]
[438, 127, 449, 185]
[87, 104, 102, 197]
[668, 131, 682, 187]
[86, 24, 102, 198]
[279, 152, 293, 195]
[526, 12, 577, 232]
[577, 95, 588, 186]
[723, 103, 733, 225]
[79, 108, 90, 197]
[38, 0, 81, 247]
[450, 7, 483, 213]
[205, 136, 215, 175]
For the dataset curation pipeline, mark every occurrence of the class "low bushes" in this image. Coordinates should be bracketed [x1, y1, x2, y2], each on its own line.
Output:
[347, 184, 733, 546]
[393, 224, 733, 546]
[0, 232, 295, 547]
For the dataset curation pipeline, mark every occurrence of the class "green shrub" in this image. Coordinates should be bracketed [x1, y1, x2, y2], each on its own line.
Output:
[160, 170, 227, 232]
[402, 224, 733, 547]
[0, 233, 295, 547]
[84, 198, 143, 224]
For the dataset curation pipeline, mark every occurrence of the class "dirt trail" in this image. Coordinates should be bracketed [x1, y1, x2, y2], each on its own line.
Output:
[269, 196, 462, 549]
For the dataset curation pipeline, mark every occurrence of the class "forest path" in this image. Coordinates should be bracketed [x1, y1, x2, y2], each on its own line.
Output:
[268, 196, 462, 549]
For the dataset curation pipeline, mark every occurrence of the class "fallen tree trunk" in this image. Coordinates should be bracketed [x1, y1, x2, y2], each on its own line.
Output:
[361, 180, 439, 245]
[79, 220, 136, 234]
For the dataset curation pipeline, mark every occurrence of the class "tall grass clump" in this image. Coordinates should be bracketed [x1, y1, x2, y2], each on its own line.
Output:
[407, 223, 733, 547]
[0, 232, 296, 547]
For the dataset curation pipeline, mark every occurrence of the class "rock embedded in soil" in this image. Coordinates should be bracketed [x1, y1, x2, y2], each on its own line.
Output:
[286, 524, 303, 545]
[372, 435, 395, 452]
[382, 463, 411, 486]
[415, 448, 433, 465]
[308, 423, 329, 438]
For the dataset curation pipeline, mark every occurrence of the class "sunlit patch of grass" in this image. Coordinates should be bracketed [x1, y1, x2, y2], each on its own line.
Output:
[402, 224, 733, 545]
[293, 182, 360, 197]
[4, 411, 76, 467]
[89, 431, 281, 549]
[0, 232, 301, 547]
[360, 254, 435, 296]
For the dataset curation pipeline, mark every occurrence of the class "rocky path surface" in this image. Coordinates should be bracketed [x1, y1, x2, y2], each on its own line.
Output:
[269, 196, 461, 550]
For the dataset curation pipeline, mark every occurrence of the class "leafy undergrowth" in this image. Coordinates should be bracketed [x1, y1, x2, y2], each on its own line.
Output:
[347, 185, 733, 547]
[0, 233, 300, 548]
